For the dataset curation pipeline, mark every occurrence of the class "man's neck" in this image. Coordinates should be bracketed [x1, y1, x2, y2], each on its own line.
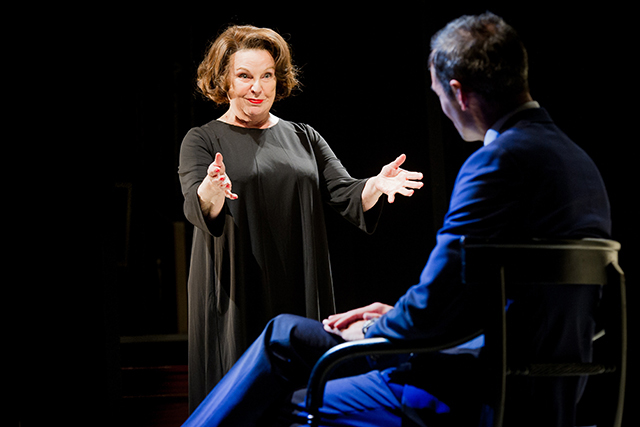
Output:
[479, 92, 534, 133]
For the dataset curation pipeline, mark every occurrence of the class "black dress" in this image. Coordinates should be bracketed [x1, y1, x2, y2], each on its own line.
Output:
[178, 119, 380, 412]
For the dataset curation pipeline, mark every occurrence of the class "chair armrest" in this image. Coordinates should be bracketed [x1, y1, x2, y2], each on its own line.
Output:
[305, 331, 482, 422]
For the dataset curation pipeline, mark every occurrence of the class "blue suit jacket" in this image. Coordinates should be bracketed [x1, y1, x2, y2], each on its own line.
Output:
[367, 107, 611, 425]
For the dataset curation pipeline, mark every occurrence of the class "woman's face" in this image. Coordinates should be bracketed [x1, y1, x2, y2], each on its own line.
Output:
[227, 49, 277, 126]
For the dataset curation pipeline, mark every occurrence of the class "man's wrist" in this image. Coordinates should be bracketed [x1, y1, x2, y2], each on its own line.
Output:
[361, 318, 378, 336]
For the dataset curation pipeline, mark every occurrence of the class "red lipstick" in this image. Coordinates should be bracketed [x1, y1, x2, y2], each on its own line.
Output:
[248, 99, 264, 104]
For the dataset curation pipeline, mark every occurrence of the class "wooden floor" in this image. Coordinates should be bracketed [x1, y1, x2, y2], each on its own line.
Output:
[120, 365, 189, 427]
[118, 336, 189, 427]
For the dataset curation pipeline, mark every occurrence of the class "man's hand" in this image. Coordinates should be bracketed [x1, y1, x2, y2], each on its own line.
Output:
[322, 302, 394, 341]
[323, 319, 368, 341]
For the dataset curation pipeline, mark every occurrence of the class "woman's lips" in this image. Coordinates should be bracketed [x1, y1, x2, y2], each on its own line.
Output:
[248, 99, 264, 104]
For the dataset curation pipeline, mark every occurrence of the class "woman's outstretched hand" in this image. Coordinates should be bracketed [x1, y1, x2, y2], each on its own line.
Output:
[362, 154, 423, 210]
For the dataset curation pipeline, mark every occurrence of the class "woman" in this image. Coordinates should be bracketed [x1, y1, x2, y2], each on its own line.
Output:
[178, 24, 423, 412]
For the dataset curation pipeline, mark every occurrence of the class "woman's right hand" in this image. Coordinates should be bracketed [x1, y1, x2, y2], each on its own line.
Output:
[197, 153, 238, 219]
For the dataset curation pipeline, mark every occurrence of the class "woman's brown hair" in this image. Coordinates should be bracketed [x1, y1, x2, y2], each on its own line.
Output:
[196, 25, 300, 104]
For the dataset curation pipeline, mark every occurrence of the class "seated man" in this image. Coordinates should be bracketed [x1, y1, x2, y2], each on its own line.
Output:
[181, 12, 611, 427]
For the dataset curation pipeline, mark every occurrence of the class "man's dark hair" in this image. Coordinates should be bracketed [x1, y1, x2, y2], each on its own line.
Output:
[429, 12, 529, 104]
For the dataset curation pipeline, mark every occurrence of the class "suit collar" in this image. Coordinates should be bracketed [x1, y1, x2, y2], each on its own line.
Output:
[483, 101, 541, 146]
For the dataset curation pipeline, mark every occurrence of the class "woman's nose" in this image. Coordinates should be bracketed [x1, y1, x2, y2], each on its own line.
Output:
[251, 79, 262, 94]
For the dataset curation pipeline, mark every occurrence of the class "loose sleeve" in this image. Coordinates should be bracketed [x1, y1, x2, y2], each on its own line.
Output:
[303, 124, 382, 233]
[178, 127, 226, 236]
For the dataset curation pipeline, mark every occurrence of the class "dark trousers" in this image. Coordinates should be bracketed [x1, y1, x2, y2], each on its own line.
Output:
[182, 314, 344, 426]
[181, 314, 468, 427]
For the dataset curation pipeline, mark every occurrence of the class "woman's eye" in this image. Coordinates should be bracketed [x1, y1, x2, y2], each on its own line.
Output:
[238, 73, 250, 79]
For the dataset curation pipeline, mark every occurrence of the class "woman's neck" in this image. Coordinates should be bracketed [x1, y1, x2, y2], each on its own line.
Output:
[219, 110, 278, 129]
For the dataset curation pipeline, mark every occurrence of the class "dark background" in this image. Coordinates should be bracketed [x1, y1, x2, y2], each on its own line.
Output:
[20, 3, 635, 426]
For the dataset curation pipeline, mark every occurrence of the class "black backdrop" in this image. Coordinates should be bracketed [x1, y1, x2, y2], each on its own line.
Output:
[20, 3, 636, 426]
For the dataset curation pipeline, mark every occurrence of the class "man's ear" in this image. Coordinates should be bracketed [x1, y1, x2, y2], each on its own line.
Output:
[449, 79, 468, 111]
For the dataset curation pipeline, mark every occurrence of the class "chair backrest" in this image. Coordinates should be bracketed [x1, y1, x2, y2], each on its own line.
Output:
[460, 237, 626, 427]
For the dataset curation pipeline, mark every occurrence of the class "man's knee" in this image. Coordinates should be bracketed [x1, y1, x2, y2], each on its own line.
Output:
[267, 314, 339, 372]
[269, 314, 327, 344]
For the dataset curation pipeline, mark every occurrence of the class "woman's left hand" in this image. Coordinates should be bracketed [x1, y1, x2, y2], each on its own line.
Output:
[362, 154, 423, 210]
[374, 154, 424, 203]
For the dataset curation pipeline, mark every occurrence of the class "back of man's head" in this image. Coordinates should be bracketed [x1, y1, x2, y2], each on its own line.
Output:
[429, 12, 530, 107]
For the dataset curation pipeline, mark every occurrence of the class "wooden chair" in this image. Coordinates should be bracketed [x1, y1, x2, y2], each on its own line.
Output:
[304, 238, 626, 426]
